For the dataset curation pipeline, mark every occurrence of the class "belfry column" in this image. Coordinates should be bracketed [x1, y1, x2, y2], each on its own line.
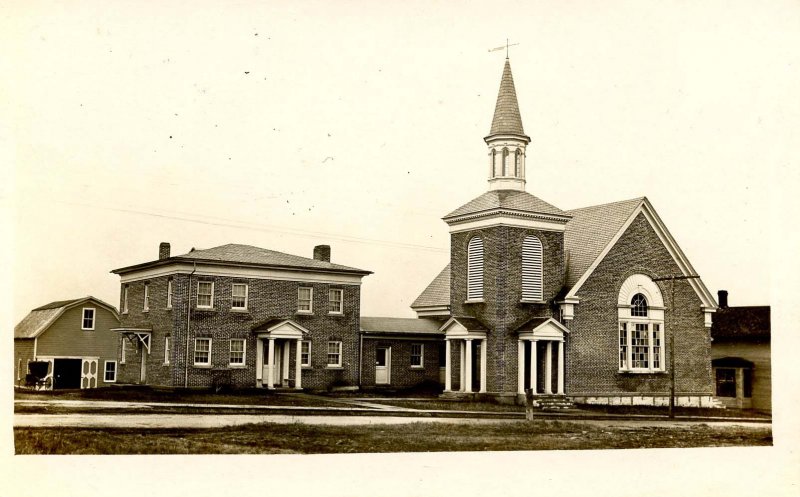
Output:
[295, 339, 303, 390]
[459, 341, 466, 392]
[267, 338, 276, 390]
[256, 338, 264, 387]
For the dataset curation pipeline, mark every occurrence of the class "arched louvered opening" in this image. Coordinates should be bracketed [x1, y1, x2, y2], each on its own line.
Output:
[514, 149, 521, 177]
[491, 149, 497, 177]
[630, 293, 648, 317]
[467, 236, 484, 300]
[502, 147, 509, 176]
[522, 235, 543, 301]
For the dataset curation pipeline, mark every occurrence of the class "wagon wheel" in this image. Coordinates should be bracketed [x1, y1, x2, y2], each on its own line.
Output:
[43, 377, 52, 390]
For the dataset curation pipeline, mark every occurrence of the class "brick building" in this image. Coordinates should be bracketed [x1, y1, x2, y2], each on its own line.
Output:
[111, 243, 370, 390]
[407, 58, 719, 406]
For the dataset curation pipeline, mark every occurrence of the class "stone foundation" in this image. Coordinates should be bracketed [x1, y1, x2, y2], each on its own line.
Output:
[571, 395, 723, 408]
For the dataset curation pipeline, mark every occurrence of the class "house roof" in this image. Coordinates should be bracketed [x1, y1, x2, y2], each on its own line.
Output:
[443, 190, 568, 220]
[360, 317, 444, 335]
[711, 306, 770, 342]
[411, 264, 451, 309]
[113, 243, 371, 275]
[15, 296, 119, 339]
[488, 59, 527, 138]
[563, 197, 644, 288]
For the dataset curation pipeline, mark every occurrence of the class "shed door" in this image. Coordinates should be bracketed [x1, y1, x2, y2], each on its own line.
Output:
[375, 347, 391, 385]
[53, 359, 82, 390]
[81, 359, 98, 389]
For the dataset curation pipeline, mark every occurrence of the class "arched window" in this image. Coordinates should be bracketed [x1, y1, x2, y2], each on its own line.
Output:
[617, 275, 664, 372]
[467, 236, 484, 300]
[491, 149, 497, 177]
[514, 149, 521, 177]
[630, 293, 648, 317]
[502, 147, 509, 176]
[521, 235, 543, 301]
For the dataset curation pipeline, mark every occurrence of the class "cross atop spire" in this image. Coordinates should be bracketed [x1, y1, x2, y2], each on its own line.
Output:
[488, 39, 520, 59]
[487, 58, 527, 138]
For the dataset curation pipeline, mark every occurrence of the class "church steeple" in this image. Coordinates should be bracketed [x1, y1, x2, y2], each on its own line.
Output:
[484, 59, 531, 192]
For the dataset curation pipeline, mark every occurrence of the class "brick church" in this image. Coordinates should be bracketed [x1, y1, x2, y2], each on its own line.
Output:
[409, 57, 719, 406]
[108, 58, 719, 407]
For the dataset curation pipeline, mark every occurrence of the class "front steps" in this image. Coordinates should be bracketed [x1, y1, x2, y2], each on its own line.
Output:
[530, 394, 575, 410]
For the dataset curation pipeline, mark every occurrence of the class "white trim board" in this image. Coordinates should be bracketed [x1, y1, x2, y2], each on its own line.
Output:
[565, 197, 717, 310]
[118, 263, 365, 286]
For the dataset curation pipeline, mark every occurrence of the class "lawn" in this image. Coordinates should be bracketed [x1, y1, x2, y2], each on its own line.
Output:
[14, 420, 772, 454]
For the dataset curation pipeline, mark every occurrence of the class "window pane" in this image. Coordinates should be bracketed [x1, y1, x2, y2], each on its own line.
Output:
[411, 343, 422, 366]
[631, 293, 648, 317]
[298, 288, 312, 311]
[715, 368, 736, 397]
[194, 339, 211, 364]
[327, 341, 341, 366]
[232, 284, 247, 309]
[329, 289, 343, 313]
[197, 282, 213, 307]
[619, 323, 628, 369]
[631, 323, 649, 368]
[301, 341, 311, 366]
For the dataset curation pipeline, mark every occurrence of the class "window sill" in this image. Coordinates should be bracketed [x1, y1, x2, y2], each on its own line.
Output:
[165, 307, 172, 311]
[464, 299, 485, 304]
[230, 308, 249, 313]
[618, 370, 668, 375]
[328, 312, 344, 316]
[193, 364, 212, 369]
[410, 366, 424, 370]
[520, 299, 546, 304]
[163, 363, 170, 366]
[301, 365, 313, 369]
[228, 364, 247, 369]
[325, 366, 344, 370]
[296, 311, 314, 316]
[195, 307, 216, 312]
[82, 329, 95, 332]
[142, 309, 150, 314]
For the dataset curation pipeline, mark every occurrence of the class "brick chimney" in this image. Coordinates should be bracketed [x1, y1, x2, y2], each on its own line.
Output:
[718, 290, 728, 309]
[313, 245, 331, 262]
[159, 242, 171, 260]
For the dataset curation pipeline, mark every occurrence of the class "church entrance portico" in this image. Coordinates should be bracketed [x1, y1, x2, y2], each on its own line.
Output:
[515, 318, 569, 397]
[440, 317, 488, 394]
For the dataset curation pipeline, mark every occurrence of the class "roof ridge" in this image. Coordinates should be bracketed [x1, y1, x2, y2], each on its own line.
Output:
[565, 196, 645, 214]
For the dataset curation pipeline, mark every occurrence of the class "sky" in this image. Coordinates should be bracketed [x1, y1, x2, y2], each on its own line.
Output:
[4, 1, 798, 325]
[2, 1, 800, 495]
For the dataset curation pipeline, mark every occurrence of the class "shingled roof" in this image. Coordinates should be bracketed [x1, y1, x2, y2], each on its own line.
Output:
[15, 296, 119, 339]
[488, 59, 526, 137]
[113, 243, 371, 275]
[411, 264, 450, 309]
[711, 306, 771, 342]
[444, 190, 567, 220]
[563, 197, 644, 288]
[360, 317, 444, 335]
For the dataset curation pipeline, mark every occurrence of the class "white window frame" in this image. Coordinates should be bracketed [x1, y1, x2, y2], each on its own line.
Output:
[229, 339, 246, 366]
[81, 307, 96, 330]
[326, 341, 342, 368]
[166, 279, 173, 309]
[122, 286, 129, 314]
[194, 338, 212, 366]
[410, 343, 424, 368]
[143, 283, 150, 311]
[231, 283, 249, 310]
[104, 360, 117, 382]
[120, 338, 126, 364]
[328, 288, 343, 314]
[164, 336, 171, 365]
[301, 341, 311, 367]
[617, 275, 665, 373]
[298, 287, 313, 313]
[197, 281, 214, 309]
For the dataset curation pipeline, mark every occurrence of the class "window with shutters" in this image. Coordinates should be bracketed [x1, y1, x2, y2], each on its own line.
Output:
[521, 235, 543, 301]
[467, 236, 484, 301]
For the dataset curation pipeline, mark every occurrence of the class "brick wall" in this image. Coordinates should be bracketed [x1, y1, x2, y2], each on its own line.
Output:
[566, 212, 714, 396]
[117, 271, 362, 390]
[361, 338, 442, 388]
[450, 226, 563, 393]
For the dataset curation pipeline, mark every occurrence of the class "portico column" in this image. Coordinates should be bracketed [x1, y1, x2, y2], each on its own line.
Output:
[256, 338, 264, 386]
[545, 341, 553, 394]
[444, 339, 452, 392]
[459, 340, 466, 392]
[517, 340, 525, 394]
[530, 339, 538, 395]
[267, 337, 276, 390]
[465, 339, 473, 393]
[557, 340, 565, 395]
[295, 339, 302, 390]
[479, 338, 487, 393]
[282, 341, 290, 383]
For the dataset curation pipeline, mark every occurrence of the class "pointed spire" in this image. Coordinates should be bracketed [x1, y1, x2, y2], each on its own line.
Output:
[488, 59, 526, 137]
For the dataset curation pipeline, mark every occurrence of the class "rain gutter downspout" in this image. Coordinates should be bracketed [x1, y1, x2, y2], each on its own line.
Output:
[184, 262, 196, 388]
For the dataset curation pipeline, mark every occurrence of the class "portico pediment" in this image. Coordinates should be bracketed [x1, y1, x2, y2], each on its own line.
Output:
[253, 318, 310, 339]
[515, 317, 569, 341]
[440, 316, 488, 339]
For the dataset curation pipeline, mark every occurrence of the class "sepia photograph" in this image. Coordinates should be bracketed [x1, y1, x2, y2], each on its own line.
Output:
[3, 1, 798, 496]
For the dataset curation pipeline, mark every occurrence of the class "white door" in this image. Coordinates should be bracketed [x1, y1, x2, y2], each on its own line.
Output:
[81, 359, 98, 389]
[376, 347, 391, 385]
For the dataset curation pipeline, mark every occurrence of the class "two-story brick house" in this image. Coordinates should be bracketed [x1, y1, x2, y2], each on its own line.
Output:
[410, 58, 719, 406]
[111, 243, 371, 390]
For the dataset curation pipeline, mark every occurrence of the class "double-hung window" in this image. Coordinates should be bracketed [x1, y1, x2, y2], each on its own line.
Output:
[122, 286, 129, 314]
[143, 283, 150, 311]
[194, 338, 212, 366]
[197, 281, 214, 308]
[82, 308, 95, 330]
[618, 280, 665, 373]
[229, 339, 246, 366]
[410, 343, 423, 368]
[327, 341, 342, 367]
[328, 289, 343, 314]
[301, 341, 311, 367]
[166, 279, 173, 309]
[298, 287, 313, 313]
[104, 361, 117, 382]
[231, 283, 248, 310]
[164, 336, 171, 365]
